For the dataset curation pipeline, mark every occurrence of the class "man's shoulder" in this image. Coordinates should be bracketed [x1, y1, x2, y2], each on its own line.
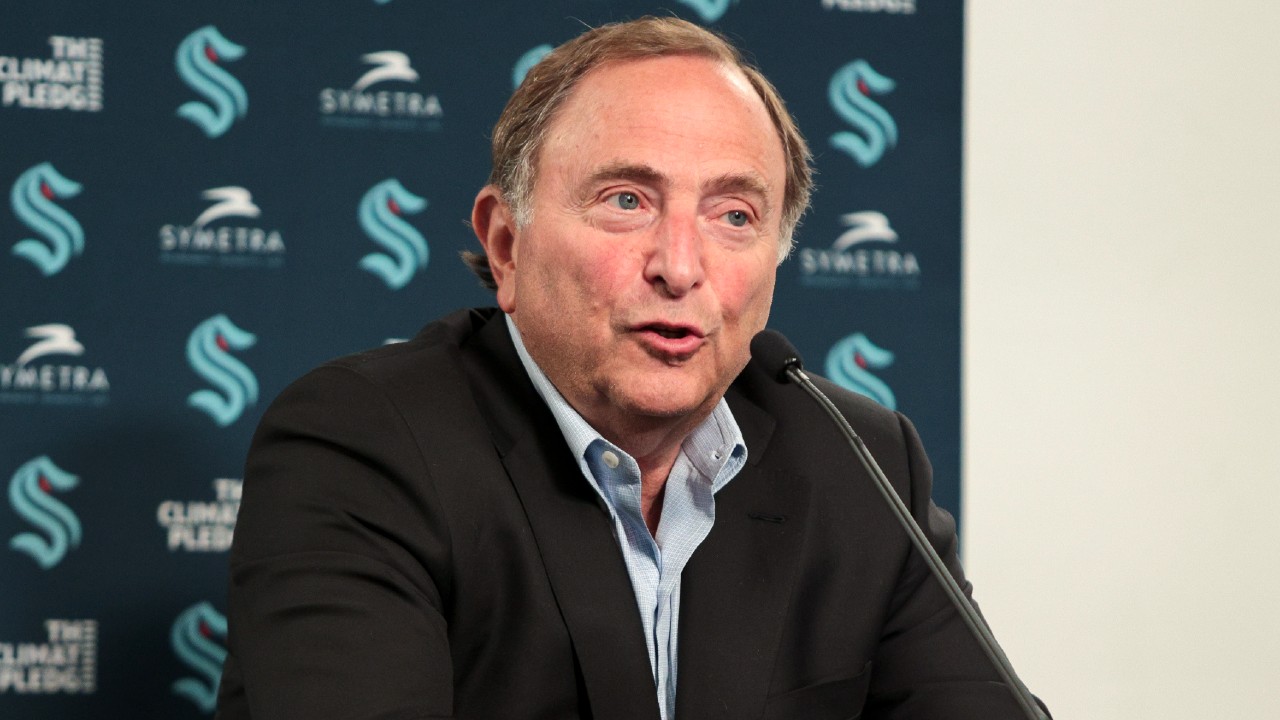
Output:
[809, 373, 901, 428]
[313, 307, 502, 387]
[260, 307, 507, 426]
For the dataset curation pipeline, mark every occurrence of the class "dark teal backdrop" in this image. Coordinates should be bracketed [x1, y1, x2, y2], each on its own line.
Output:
[0, 0, 961, 715]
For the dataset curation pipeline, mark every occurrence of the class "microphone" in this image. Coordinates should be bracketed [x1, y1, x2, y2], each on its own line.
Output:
[749, 329, 1048, 720]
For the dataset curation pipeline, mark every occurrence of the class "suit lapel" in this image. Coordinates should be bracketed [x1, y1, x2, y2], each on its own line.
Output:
[675, 388, 812, 720]
[462, 312, 661, 720]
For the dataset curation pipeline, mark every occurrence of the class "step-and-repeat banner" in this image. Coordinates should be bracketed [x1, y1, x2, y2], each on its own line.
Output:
[1, 1, 959, 715]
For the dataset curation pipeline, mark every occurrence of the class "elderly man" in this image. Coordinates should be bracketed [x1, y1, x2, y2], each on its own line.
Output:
[216, 16, 1037, 720]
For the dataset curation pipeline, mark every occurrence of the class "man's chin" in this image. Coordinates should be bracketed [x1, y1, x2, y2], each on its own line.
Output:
[590, 366, 728, 431]
[612, 385, 715, 423]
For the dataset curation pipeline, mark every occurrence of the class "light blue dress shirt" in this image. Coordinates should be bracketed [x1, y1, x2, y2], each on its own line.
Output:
[506, 316, 748, 720]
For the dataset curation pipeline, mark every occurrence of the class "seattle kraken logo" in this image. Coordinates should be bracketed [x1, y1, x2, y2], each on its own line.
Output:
[358, 179, 428, 290]
[828, 60, 898, 168]
[175, 26, 247, 138]
[512, 44, 553, 88]
[10, 162, 83, 276]
[8, 456, 81, 570]
[825, 333, 896, 409]
[186, 314, 258, 427]
[676, 0, 737, 23]
[171, 601, 227, 713]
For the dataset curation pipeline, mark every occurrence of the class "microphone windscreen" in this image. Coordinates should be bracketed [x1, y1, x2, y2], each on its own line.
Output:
[750, 329, 803, 383]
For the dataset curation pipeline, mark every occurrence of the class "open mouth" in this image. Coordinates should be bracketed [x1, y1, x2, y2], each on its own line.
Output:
[651, 326, 690, 339]
[639, 322, 704, 340]
[634, 323, 705, 358]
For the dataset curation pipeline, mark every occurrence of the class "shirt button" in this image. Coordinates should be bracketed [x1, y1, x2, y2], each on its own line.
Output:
[601, 450, 620, 469]
[712, 451, 722, 460]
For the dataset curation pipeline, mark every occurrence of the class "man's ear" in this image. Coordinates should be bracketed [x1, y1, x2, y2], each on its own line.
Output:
[471, 185, 518, 312]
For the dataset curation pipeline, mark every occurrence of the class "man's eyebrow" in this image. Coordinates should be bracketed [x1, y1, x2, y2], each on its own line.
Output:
[705, 172, 775, 218]
[579, 162, 669, 196]
[576, 164, 775, 216]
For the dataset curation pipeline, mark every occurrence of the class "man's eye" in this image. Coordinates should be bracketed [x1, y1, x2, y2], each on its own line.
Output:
[608, 192, 641, 210]
[723, 210, 750, 227]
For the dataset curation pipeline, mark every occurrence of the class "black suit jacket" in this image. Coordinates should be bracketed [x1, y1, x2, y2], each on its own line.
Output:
[215, 307, 1031, 720]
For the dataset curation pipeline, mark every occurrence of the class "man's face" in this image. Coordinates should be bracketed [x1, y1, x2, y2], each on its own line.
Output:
[491, 55, 787, 438]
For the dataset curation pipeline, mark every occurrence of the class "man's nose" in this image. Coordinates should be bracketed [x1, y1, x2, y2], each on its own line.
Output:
[644, 212, 705, 297]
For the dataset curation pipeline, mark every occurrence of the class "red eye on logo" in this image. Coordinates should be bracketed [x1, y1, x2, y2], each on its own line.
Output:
[38, 475, 53, 494]
[857, 79, 870, 96]
[205, 45, 219, 63]
[854, 352, 868, 370]
[216, 334, 230, 352]
[199, 622, 213, 638]
[387, 198, 402, 215]
[41, 182, 55, 200]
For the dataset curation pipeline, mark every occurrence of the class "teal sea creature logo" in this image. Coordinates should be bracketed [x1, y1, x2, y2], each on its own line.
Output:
[10, 162, 83, 276]
[825, 332, 896, 409]
[828, 60, 897, 168]
[175, 26, 247, 138]
[358, 179, 428, 290]
[171, 601, 228, 713]
[8, 456, 81, 570]
[186, 314, 258, 427]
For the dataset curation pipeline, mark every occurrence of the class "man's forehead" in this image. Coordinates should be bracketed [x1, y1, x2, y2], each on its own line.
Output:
[565, 54, 755, 110]
[536, 54, 784, 181]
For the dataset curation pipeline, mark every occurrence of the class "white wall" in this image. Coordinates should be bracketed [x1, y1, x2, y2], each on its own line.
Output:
[964, 2, 1280, 717]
